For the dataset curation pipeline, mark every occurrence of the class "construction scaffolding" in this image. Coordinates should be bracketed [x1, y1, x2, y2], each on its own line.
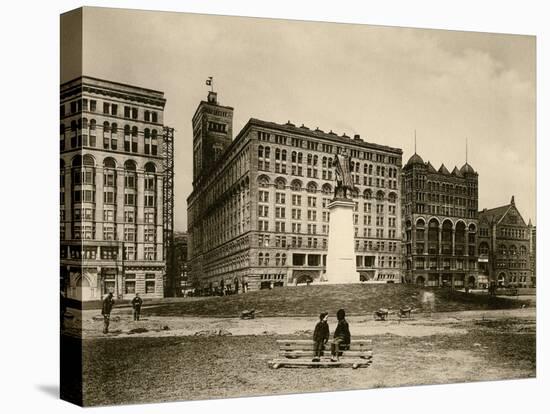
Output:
[162, 126, 177, 296]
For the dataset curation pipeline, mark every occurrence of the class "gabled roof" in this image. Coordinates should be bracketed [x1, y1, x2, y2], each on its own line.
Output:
[479, 196, 526, 226]
[451, 166, 463, 177]
[438, 164, 450, 175]
[426, 161, 437, 173]
[479, 205, 511, 224]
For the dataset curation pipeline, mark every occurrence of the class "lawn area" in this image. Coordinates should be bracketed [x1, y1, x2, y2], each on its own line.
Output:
[75, 317, 535, 406]
[143, 284, 527, 318]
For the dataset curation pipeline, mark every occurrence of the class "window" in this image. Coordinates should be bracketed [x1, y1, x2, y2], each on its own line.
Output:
[125, 274, 136, 294]
[104, 190, 115, 204]
[144, 227, 155, 242]
[146, 280, 156, 294]
[145, 194, 155, 207]
[152, 112, 158, 123]
[124, 245, 135, 261]
[90, 100, 97, 112]
[111, 104, 118, 116]
[124, 106, 131, 118]
[103, 210, 114, 222]
[144, 212, 155, 223]
[124, 210, 135, 223]
[103, 225, 115, 241]
[144, 246, 156, 260]
[132, 108, 138, 119]
[103, 102, 110, 114]
[124, 227, 136, 242]
[125, 193, 135, 206]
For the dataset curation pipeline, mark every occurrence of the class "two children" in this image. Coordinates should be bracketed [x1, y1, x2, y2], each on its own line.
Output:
[312, 308, 351, 362]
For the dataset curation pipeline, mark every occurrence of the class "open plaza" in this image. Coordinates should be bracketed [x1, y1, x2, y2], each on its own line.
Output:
[61, 284, 536, 406]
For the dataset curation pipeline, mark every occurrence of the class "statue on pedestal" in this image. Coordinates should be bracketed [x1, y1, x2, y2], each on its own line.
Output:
[333, 150, 354, 199]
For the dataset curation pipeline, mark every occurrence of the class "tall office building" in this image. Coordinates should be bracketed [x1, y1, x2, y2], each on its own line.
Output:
[187, 91, 403, 292]
[401, 153, 479, 287]
[60, 76, 170, 301]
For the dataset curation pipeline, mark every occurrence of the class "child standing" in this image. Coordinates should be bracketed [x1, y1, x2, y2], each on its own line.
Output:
[312, 312, 330, 362]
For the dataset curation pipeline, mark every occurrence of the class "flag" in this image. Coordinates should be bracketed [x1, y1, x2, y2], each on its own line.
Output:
[206, 76, 212, 86]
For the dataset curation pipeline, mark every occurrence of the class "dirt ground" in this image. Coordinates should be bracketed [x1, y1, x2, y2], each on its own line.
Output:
[61, 307, 536, 407]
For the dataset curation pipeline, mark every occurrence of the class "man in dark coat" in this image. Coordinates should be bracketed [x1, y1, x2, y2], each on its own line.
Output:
[131, 293, 143, 321]
[312, 312, 330, 362]
[331, 308, 351, 362]
[102, 292, 115, 334]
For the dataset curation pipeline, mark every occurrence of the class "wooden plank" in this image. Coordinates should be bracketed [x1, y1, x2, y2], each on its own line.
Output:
[276, 339, 372, 344]
[278, 345, 373, 352]
[268, 359, 373, 369]
[279, 350, 372, 358]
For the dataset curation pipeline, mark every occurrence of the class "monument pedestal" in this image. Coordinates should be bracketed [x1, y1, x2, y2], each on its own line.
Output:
[325, 198, 360, 284]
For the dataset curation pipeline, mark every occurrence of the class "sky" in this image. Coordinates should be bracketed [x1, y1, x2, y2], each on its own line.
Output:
[61, 7, 536, 231]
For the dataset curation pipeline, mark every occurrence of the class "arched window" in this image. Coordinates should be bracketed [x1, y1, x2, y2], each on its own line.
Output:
[479, 242, 489, 255]
[291, 151, 297, 163]
[258, 145, 264, 158]
[297, 152, 303, 164]
[82, 154, 95, 166]
[376, 190, 385, 201]
[275, 177, 286, 190]
[258, 175, 269, 188]
[307, 182, 317, 193]
[281, 149, 287, 161]
[322, 183, 332, 194]
[499, 245, 507, 256]
[145, 162, 156, 173]
[388, 192, 397, 203]
[111, 123, 118, 134]
[124, 160, 137, 191]
[290, 179, 302, 192]
[363, 189, 372, 199]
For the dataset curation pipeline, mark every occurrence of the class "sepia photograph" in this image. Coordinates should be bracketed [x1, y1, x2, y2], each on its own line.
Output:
[58, 5, 537, 407]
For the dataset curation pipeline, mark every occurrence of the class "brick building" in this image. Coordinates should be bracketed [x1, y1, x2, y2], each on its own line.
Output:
[477, 196, 535, 288]
[402, 153, 479, 288]
[187, 91, 403, 292]
[60, 76, 170, 301]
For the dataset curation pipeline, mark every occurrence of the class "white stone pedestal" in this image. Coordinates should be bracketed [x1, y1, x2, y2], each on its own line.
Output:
[325, 198, 360, 284]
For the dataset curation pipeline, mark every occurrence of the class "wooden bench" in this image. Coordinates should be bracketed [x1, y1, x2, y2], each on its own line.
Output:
[268, 339, 373, 369]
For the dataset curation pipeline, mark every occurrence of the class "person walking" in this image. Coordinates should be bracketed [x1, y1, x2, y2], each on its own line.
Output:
[102, 291, 115, 334]
[312, 312, 330, 362]
[131, 293, 143, 321]
[331, 308, 351, 362]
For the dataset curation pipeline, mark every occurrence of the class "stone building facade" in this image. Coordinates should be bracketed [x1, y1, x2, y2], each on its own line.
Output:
[402, 153, 479, 288]
[477, 196, 535, 288]
[60, 76, 169, 301]
[187, 92, 403, 292]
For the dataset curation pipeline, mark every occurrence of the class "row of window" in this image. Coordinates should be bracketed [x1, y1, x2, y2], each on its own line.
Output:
[62, 208, 156, 224]
[257, 176, 398, 202]
[60, 121, 160, 155]
[64, 189, 157, 207]
[256, 131, 400, 165]
[61, 99, 159, 123]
